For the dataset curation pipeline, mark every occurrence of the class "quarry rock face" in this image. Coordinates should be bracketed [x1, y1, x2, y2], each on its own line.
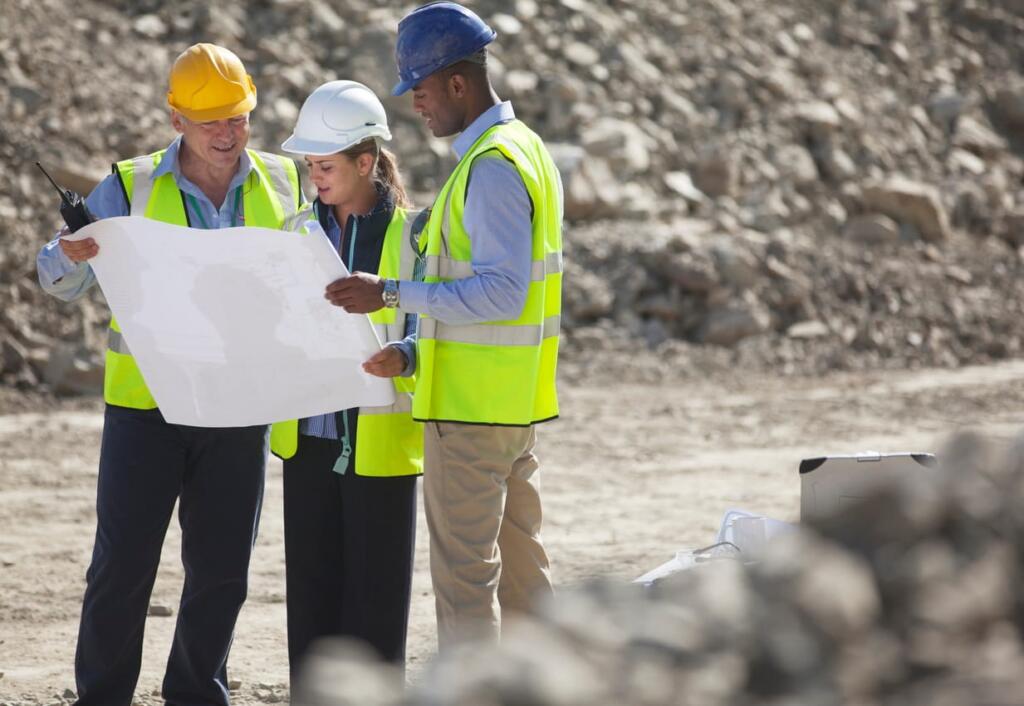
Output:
[4, 0, 1024, 389]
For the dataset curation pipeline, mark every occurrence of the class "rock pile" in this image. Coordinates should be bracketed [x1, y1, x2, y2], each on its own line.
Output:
[3, 0, 1024, 391]
[292, 432, 1024, 706]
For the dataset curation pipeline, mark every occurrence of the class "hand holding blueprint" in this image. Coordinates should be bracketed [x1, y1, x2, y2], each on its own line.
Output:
[67, 216, 395, 427]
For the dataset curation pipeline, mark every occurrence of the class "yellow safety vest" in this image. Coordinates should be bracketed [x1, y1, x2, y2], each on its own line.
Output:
[104, 147, 302, 410]
[269, 206, 426, 477]
[413, 120, 563, 425]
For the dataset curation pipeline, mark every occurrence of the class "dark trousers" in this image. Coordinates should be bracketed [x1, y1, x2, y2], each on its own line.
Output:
[74, 405, 268, 706]
[283, 434, 417, 677]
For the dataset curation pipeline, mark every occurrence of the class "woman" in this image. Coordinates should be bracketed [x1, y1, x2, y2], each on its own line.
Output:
[270, 80, 425, 676]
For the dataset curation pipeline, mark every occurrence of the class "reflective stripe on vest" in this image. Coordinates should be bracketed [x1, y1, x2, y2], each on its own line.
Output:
[125, 149, 299, 222]
[270, 205, 427, 477]
[413, 121, 562, 426]
[418, 314, 561, 347]
[423, 250, 562, 282]
[105, 148, 301, 408]
[250, 150, 301, 225]
[367, 207, 423, 349]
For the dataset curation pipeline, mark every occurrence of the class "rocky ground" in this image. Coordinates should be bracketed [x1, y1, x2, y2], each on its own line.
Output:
[3, 0, 1024, 394]
[3, 361, 1024, 705]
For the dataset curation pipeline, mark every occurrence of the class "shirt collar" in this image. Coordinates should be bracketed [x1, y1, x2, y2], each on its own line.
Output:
[153, 135, 255, 194]
[317, 183, 395, 230]
[452, 101, 516, 159]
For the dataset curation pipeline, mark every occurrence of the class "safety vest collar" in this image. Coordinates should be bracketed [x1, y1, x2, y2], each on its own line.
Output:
[137, 137, 257, 206]
[124, 147, 298, 222]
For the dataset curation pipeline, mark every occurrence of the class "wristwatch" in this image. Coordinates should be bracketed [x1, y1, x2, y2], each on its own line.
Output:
[382, 278, 400, 309]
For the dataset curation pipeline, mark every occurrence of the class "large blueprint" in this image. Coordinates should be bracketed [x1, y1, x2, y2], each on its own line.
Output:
[68, 216, 395, 427]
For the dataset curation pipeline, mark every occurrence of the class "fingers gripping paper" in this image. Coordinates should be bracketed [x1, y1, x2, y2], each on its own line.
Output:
[67, 216, 395, 427]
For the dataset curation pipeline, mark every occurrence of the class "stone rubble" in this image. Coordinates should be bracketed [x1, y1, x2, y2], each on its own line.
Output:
[2, 0, 1024, 392]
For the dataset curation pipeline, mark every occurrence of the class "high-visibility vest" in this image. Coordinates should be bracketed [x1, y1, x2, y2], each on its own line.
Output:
[413, 120, 563, 426]
[104, 148, 302, 410]
[269, 205, 426, 477]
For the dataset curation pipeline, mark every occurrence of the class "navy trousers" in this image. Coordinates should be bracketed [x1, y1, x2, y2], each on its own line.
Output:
[74, 405, 268, 706]
[282, 434, 417, 677]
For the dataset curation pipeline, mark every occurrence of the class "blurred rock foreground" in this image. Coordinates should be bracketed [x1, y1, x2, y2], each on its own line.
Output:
[295, 432, 1024, 705]
[2, 0, 1024, 393]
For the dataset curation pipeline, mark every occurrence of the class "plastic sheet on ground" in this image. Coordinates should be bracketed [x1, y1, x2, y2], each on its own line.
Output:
[634, 508, 797, 586]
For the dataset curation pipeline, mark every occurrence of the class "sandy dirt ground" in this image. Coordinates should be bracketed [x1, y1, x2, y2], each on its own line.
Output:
[2, 360, 1024, 705]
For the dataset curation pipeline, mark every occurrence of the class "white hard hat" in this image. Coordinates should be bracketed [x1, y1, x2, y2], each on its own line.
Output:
[281, 80, 392, 155]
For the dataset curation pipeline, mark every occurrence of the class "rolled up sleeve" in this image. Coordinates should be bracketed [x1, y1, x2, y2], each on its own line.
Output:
[36, 173, 128, 301]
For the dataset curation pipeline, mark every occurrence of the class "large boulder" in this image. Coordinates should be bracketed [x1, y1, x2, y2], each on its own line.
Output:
[699, 297, 771, 346]
[843, 213, 901, 244]
[581, 117, 654, 176]
[693, 151, 739, 199]
[861, 178, 951, 242]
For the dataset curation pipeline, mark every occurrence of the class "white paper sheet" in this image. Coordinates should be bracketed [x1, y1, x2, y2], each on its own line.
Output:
[67, 216, 395, 427]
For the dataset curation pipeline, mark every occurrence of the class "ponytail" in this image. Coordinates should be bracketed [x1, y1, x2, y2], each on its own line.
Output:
[341, 139, 411, 209]
[376, 148, 411, 208]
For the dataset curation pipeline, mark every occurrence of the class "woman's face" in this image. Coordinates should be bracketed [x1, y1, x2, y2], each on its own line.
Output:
[304, 152, 369, 206]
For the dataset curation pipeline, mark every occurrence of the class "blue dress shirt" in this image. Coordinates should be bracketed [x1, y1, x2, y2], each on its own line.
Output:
[397, 101, 562, 324]
[37, 136, 256, 301]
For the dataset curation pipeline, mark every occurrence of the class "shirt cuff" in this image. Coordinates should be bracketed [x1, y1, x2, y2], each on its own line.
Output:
[397, 280, 431, 315]
[41, 236, 79, 282]
[386, 340, 417, 377]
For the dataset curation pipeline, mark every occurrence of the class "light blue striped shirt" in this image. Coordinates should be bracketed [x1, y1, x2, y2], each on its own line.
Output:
[397, 101, 553, 324]
[36, 136, 256, 300]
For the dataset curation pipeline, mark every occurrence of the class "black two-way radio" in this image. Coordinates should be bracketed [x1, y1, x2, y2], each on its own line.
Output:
[35, 162, 96, 233]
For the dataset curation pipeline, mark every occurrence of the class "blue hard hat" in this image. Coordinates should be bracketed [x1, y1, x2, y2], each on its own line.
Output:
[392, 2, 497, 96]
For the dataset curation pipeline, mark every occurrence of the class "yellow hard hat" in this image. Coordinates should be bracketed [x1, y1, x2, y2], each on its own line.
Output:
[167, 43, 257, 122]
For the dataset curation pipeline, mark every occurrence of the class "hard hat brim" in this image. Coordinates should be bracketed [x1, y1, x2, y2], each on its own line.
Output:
[170, 93, 257, 123]
[391, 77, 417, 97]
[281, 129, 392, 156]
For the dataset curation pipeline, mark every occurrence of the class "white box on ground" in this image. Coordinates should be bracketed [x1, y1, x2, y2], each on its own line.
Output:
[799, 451, 937, 522]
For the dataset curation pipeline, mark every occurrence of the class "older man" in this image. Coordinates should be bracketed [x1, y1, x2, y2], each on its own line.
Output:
[36, 43, 301, 705]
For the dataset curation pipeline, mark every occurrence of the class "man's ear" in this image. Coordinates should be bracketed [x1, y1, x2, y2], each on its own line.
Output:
[170, 110, 185, 134]
[448, 72, 468, 99]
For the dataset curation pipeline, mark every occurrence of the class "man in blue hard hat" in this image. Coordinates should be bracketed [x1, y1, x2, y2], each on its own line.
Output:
[326, 1, 565, 647]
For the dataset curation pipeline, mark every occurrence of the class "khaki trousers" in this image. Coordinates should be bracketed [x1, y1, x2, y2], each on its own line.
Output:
[424, 421, 553, 647]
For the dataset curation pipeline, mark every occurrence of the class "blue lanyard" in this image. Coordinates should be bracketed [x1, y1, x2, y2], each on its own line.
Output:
[346, 217, 358, 269]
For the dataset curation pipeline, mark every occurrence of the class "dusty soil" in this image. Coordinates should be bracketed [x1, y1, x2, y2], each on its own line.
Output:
[2, 360, 1023, 705]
